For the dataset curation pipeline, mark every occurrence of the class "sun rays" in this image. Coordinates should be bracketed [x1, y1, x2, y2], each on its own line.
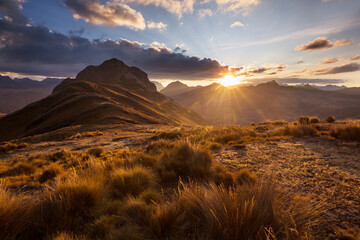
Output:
[217, 75, 242, 87]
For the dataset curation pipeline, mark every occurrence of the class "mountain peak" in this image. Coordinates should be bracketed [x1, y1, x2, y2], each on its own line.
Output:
[55, 58, 156, 93]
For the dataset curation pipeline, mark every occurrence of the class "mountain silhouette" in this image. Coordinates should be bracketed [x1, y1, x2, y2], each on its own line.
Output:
[0, 59, 206, 141]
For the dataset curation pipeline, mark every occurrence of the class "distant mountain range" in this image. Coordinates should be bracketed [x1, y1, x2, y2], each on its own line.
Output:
[161, 80, 360, 125]
[0, 59, 206, 141]
[151, 81, 165, 91]
[0, 75, 63, 114]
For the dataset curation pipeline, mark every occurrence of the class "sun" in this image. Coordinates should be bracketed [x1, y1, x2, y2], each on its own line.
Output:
[218, 75, 241, 87]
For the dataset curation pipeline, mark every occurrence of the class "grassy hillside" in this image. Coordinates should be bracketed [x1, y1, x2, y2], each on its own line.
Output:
[1, 118, 360, 239]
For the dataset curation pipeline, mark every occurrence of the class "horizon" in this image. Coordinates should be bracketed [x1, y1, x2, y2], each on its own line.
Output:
[0, 0, 359, 87]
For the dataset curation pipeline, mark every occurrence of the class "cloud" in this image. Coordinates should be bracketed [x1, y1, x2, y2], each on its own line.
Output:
[147, 21, 167, 31]
[297, 60, 304, 64]
[215, 0, 260, 15]
[198, 8, 213, 18]
[230, 21, 245, 28]
[295, 37, 353, 51]
[233, 64, 287, 76]
[64, 0, 146, 30]
[121, 0, 195, 18]
[321, 58, 340, 64]
[350, 54, 360, 61]
[0, 19, 229, 80]
[310, 63, 360, 75]
[292, 68, 307, 74]
[0, 0, 28, 24]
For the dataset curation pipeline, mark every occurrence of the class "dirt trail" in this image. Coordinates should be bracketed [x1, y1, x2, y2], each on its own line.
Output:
[216, 138, 360, 238]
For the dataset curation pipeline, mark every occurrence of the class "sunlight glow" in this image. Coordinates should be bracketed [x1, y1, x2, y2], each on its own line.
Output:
[218, 75, 241, 86]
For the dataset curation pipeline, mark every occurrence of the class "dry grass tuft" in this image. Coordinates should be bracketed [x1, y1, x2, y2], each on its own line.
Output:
[110, 167, 156, 199]
[87, 147, 104, 157]
[0, 142, 27, 153]
[235, 168, 257, 185]
[325, 116, 336, 123]
[38, 163, 64, 183]
[330, 125, 360, 141]
[298, 116, 310, 124]
[272, 125, 317, 138]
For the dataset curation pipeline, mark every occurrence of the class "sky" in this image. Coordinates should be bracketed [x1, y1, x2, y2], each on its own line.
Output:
[0, 0, 359, 86]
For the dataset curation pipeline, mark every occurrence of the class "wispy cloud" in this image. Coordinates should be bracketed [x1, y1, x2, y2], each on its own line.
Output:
[198, 8, 213, 18]
[350, 54, 360, 61]
[295, 37, 353, 51]
[121, 0, 195, 18]
[320, 58, 341, 64]
[215, 0, 260, 15]
[310, 63, 360, 75]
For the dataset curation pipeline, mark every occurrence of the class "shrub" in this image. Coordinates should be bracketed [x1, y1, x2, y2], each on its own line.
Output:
[235, 169, 257, 185]
[309, 117, 320, 124]
[110, 167, 156, 199]
[330, 125, 360, 141]
[38, 163, 64, 183]
[87, 147, 104, 157]
[298, 116, 310, 124]
[325, 116, 336, 123]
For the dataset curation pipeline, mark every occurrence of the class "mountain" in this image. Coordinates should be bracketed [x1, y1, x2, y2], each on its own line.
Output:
[0, 76, 63, 114]
[0, 75, 63, 89]
[335, 87, 360, 96]
[0, 59, 206, 141]
[296, 84, 347, 91]
[151, 81, 164, 91]
[169, 81, 360, 125]
[160, 81, 202, 97]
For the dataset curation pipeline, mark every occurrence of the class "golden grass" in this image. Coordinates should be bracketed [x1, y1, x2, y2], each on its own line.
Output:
[330, 125, 360, 141]
[0, 142, 27, 153]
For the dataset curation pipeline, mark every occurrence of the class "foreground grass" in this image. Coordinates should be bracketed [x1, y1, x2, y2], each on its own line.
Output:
[0, 137, 318, 240]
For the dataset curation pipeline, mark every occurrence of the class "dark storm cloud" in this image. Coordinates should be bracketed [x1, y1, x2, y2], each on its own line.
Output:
[310, 63, 360, 75]
[0, 0, 28, 24]
[0, 19, 229, 79]
[295, 37, 353, 51]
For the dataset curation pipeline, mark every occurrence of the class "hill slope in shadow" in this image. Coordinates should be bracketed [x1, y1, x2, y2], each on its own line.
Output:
[0, 59, 206, 141]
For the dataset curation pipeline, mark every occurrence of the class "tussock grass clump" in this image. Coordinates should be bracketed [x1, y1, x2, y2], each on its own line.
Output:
[235, 168, 257, 185]
[330, 125, 360, 141]
[309, 117, 320, 124]
[273, 125, 317, 138]
[214, 129, 257, 144]
[335, 228, 360, 240]
[47, 150, 74, 162]
[132, 152, 157, 168]
[146, 139, 174, 154]
[51, 232, 87, 240]
[152, 129, 182, 140]
[38, 163, 64, 183]
[298, 116, 310, 124]
[207, 142, 222, 151]
[70, 130, 104, 139]
[158, 141, 213, 181]
[87, 147, 104, 157]
[0, 183, 33, 239]
[0, 142, 27, 153]
[152, 183, 315, 240]
[35, 177, 105, 235]
[110, 167, 156, 199]
[325, 116, 336, 123]
[0, 162, 36, 177]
